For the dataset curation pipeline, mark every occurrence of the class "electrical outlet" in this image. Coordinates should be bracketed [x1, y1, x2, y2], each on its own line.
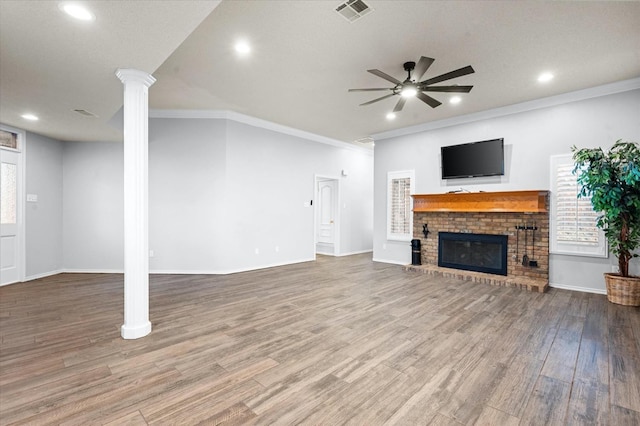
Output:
[383, 244, 387, 250]
[255, 248, 260, 255]
[149, 250, 154, 258]
[275, 246, 279, 253]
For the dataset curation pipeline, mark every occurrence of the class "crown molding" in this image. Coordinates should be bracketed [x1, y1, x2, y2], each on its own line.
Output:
[148, 109, 373, 155]
[372, 77, 640, 141]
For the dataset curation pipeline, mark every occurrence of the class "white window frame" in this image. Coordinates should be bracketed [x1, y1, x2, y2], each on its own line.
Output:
[387, 170, 415, 242]
[550, 154, 607, 258]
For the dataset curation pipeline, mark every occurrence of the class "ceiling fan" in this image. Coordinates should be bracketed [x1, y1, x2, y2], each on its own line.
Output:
[349, 56, 475, 112]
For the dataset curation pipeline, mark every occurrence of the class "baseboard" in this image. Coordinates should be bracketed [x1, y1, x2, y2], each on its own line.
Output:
[549, 282, 607, 295]
[18, 260, 317, 277]
[62, 269, 125, 274]
[151, 257, 316, 275]
[3, 268, 121, 286]
[372, 257, 410, 266]
[23, 269, 65, 282]
[336, 249, 373, 257]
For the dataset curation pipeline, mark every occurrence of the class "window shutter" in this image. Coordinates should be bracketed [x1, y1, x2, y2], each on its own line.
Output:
[550, 154, 606, 257]
[556, 164, 599, 244]
[390, 177, 411, 234]
[387, 170, 414, 241]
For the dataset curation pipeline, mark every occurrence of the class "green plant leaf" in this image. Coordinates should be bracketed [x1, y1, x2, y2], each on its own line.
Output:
[573, 140, 640, 277]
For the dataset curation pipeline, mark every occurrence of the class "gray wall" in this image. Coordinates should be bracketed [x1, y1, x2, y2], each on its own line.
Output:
[25, 132, 63, 278]
[60, 116, 373, 273]
[373, 88, 640, 292]
[62, 141, 124, 271]
[148, 118, 227, 272]
[223, 120, 373, 272]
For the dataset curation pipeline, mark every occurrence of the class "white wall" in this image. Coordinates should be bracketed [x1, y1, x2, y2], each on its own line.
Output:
[25, 132, 63, 279]
[60, 115, 373, 273]
[373, 86, 640, 292]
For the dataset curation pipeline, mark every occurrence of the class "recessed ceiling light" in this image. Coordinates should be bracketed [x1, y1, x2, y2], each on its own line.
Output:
[538, 72, 554, 83]
[234, 41, 251, 55]
[21, 114, 39, 121]
[386, 112, 396, 120]
[59, 2, 96, 21]
[450, 96, 462, 105]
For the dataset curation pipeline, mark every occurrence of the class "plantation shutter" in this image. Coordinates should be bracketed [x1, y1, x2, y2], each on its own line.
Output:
[387, 170, 415, 241]
[550, 154, 607, 257]
[390, 177, 411, 234]
[555, 163, 600, 244]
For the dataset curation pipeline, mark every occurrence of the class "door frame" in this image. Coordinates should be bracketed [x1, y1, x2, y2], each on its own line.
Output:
[313, 174, 341, 259]
[0, 123, 26, 286]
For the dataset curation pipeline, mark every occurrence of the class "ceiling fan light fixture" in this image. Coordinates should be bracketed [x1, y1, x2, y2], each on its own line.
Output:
[400, 84, 417, 98]
[349, 56, 475, 111]
[450, 96, 462, 104]
[386, 112, 396, 120]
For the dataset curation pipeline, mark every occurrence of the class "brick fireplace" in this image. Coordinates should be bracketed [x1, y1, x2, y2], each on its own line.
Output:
[407, 190, 549, 292]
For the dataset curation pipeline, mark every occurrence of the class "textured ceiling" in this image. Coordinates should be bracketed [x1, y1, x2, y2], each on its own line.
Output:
[1, 1, 639, 144]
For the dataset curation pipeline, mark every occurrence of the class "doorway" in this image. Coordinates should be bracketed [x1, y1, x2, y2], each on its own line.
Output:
[315, 176, 340, 256]
[1, 126, 24, 286]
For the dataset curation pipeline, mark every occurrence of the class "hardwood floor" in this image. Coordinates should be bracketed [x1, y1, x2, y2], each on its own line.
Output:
[1, 254, 639, 425]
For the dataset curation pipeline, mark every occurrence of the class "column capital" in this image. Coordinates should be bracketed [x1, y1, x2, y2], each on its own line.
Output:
[116, 68, 156, 87]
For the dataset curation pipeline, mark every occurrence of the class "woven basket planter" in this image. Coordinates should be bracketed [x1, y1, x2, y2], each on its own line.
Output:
[604, 273, 640, 306]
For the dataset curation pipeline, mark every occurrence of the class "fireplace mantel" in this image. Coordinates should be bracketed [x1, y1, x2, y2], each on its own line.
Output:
[412, 190, 548, 213]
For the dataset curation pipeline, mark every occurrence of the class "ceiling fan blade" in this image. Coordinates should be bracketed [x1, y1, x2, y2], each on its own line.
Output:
[420, 65, 475, 86]
[393, 97, 407, 112]
[421, 85, 473, 93]
[417, 91, 442, 108]
[412, 56, 435, 82]
[348, 88, 393, 92]
[360, 93, 396, 106]
[367, 69, 401, 85]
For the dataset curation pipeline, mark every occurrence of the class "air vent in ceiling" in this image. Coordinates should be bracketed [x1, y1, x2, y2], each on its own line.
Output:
[73, 109, 99, 118]
[335, 0, 372, 23]
[354, 136, 374, 146]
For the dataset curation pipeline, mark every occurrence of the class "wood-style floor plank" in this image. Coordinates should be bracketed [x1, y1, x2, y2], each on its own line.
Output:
[519, 375, 571, 425]
[0, 254, 639, 425]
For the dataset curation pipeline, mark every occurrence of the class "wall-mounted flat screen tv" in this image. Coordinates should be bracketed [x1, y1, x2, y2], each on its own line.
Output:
[441, 138, 504, 179]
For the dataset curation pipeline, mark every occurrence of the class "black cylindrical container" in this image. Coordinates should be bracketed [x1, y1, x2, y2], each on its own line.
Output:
[411, 239, 421, 265]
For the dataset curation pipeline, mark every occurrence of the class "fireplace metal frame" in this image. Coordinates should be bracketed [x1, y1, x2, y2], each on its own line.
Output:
[438, 232, 508, 276]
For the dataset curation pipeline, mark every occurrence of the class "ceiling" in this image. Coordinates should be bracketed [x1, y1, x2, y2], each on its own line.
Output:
[1, 1, 639, 146]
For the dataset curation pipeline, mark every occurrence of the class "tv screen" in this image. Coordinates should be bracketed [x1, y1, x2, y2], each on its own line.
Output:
[441, 138, 504, 179]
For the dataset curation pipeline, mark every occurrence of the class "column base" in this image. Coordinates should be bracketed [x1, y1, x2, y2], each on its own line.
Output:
[121, 321, 152, 339]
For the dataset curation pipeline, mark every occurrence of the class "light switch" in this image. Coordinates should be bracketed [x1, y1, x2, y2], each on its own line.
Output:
[27, 194, 38, 202]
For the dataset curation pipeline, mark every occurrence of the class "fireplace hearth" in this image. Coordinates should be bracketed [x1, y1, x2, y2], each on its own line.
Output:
[438, 232, 508, 276]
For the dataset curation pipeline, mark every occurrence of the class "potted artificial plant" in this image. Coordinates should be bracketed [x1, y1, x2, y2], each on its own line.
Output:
[572, 140, 640, 306]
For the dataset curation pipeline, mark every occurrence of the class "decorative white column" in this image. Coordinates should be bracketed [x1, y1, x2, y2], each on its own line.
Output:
[116, 69, 156, 339]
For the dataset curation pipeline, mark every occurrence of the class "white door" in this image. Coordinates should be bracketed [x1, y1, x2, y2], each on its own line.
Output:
[316, 179, 338, 254]
[1, 147, 23, 285]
